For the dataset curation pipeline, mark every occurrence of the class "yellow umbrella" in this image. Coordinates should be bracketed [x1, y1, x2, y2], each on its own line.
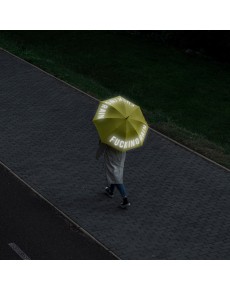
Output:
[93, 96, 148, 152]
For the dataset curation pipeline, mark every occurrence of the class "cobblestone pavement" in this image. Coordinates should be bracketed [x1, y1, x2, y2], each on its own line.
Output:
[0, 49, 230, 259]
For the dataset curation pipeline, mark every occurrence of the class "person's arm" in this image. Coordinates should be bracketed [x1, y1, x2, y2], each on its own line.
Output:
[96, 141, 106, 160]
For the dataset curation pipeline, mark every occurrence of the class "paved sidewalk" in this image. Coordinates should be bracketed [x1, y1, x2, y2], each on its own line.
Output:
[0, 49, 230, 259]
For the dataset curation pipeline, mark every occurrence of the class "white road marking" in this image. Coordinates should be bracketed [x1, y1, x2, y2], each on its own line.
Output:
[8, 243, 31, 260]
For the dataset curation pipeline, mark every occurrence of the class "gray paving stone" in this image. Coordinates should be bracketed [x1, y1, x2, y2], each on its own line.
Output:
[0, 49, 230, 259]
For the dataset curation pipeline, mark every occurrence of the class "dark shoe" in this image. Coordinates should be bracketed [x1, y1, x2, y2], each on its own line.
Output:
[105, 187, 114, 198]
[120, 198, 131, 209]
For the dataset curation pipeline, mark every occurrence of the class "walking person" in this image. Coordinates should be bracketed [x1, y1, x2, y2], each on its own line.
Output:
[96, 140, 130, 209]
[93, 96, 148, 209]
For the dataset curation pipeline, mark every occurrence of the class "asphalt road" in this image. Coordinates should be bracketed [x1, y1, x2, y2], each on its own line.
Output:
[0, 162, 116, 260]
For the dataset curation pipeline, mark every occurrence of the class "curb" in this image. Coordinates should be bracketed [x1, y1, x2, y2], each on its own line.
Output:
[148, 127, 230, 173]
[0, 159, 120, 260]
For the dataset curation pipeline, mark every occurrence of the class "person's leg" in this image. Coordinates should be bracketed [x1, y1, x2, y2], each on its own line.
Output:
[115, 184, 128, 198]
[110, 184, 115, 193]
[105, 184, 115, 198]
[115, 184, 130, 208]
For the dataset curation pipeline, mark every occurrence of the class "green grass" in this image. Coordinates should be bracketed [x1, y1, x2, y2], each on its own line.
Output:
[0, 31, 229, 168]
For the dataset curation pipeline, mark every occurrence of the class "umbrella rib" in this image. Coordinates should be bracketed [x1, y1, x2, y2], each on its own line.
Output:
[128, 118, 147, 125]
[102, 102, 126, 118]
[106, 121, 126, 138]
[128, 106, 139, 117]
[100, 116, 125, 120]
[127, 107, 147, 123]
[127, 120, 143, 143]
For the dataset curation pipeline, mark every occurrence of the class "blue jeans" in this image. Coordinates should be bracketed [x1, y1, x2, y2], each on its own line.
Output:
[109, 184, 128, 198]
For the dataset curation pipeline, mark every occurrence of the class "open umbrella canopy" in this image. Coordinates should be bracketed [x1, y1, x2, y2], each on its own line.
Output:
[93, 96, 148, 152]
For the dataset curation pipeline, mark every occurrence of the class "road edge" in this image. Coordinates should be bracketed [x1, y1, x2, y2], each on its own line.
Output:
[0, 159, 120, 260]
